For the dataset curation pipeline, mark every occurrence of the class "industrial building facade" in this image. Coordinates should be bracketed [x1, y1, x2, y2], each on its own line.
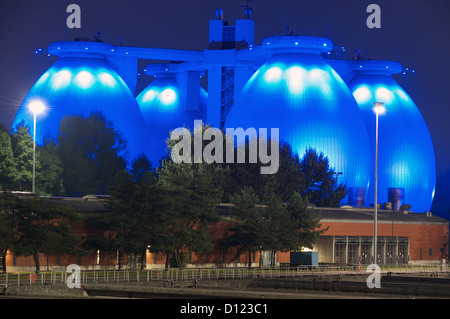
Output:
[2, 196, 447, 272]
[314, 208, 448, 264]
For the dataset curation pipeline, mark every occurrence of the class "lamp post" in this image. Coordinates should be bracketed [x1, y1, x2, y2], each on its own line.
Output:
[373, 102, 386, 264]
[28, 100, 45, 194]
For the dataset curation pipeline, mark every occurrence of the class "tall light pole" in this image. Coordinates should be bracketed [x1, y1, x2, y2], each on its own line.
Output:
[28, 100, 45, 194]
[373, 102, 386, 264]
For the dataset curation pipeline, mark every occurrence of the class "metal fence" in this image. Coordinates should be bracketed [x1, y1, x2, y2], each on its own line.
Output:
[0, 263, 446, 287]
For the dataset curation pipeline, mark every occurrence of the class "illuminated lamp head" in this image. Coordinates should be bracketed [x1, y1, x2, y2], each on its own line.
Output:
[373, 102, 386, 115]
[28, 100, 46, 115]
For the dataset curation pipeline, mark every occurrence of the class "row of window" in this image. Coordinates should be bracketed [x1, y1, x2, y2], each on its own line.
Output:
[333, 236, 409, 264]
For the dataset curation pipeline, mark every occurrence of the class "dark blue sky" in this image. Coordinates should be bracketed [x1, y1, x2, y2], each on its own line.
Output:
[0, 0, 449, 173]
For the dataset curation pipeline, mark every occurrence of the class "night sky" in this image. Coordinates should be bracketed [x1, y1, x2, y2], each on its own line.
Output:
[0, 0, 449, 174]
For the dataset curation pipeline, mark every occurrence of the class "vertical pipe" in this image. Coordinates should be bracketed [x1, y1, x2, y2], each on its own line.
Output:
[374, 111, 379, 264]
[32, 112, 36, 194]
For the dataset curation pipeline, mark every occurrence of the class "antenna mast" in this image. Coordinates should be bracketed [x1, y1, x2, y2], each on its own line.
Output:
[241, 0, 253, 19]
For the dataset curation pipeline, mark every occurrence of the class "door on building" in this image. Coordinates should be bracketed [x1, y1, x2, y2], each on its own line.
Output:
[377, 239, 384, 264]
[398, 237, 409, 264]
[348, 237, 359, 264]
[360, 237, 372, 264]
[261, 251, 276, 266]
[334, 237, 346, 263]
[386, 238, 396, 264]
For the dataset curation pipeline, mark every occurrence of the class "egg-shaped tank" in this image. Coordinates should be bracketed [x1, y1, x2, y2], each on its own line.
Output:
[225, 36, 372, 206]
[136, 66, 207, 165]
[12, 54, 149, 162]
[347, 60, 436, 212]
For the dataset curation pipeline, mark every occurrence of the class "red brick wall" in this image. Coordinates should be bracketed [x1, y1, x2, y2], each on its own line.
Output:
[6, 217, 447, 269]
[319, 221, 449, 261]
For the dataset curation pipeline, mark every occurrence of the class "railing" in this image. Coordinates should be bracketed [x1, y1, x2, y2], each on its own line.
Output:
[0, 263, 447, 287]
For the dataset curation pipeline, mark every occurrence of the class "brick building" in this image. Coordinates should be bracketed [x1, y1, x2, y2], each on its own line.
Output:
[2, 195, 448, 272]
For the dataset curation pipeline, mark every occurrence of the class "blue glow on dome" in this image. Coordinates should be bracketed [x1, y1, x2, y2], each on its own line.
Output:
[12, 57, 149, 162]
[348, 73, 436, 212]
[225, 52, 372, 204]
[136, 76, 207, 165]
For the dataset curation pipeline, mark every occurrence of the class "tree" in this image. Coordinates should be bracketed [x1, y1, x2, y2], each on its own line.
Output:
[157, 123, 224, 268]
[299, 148, 347, 207]
[226, 142, 346, 207]
[0, 192, 20, 273]
[129, 153, 155, 184]
[10, 122, 33, 192]
[225, 188, 327, 267]
[6, 194, 83, 273]
[223, 186, 265, 267]
[226, 141, 304, 203]
[104, 165, 164, 269]
[158, 160, 223, 268]
[36, 138, 64, 196]
[286, 192, 327, 250]
[85, 154, 165, 270]
[58, 112, 128, 196]
[0, 125, 17, 191]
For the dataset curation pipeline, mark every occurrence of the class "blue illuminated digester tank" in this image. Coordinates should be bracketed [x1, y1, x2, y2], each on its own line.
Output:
[136, 64, 207, 165]
[12, 42, 149, 162]
[347, 60, 436, 212]
[225, 36, 372, 205]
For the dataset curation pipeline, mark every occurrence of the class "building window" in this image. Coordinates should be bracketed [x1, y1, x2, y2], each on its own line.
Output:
[429, 248, 433, 257]
[334, 237, 346, 263]
[348, 237, 359, 264]
[360, 237, 372, 264]
[386, 238, 396, 264]
[398, 238, 408, 263]
[96, 250, 101, 265]
[222, 26, 235, 42]
[376, 239, 384, 264]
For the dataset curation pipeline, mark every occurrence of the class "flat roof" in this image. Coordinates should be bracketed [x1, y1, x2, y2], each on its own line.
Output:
[8, 193, 448, 226]
[314, 207, 449, 226]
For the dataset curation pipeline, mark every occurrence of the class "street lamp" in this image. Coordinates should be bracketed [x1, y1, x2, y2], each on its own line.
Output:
[373, 102, 386, 264]
[28, 100, 45, 194]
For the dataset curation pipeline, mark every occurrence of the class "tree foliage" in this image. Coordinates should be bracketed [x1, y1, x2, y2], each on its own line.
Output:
[0, 125, 17, 191]
[0, 192, 83, 273]
[10, 122, 33, 192]
[89, 155, 164, 269]
[224, 187, 326, 267]
[299, 148, 347, 207]
[58, 112, 128, 196]
[36, 138, 64, 196]
[226, 142, 346, 207]
[157, 124, 224, 268]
